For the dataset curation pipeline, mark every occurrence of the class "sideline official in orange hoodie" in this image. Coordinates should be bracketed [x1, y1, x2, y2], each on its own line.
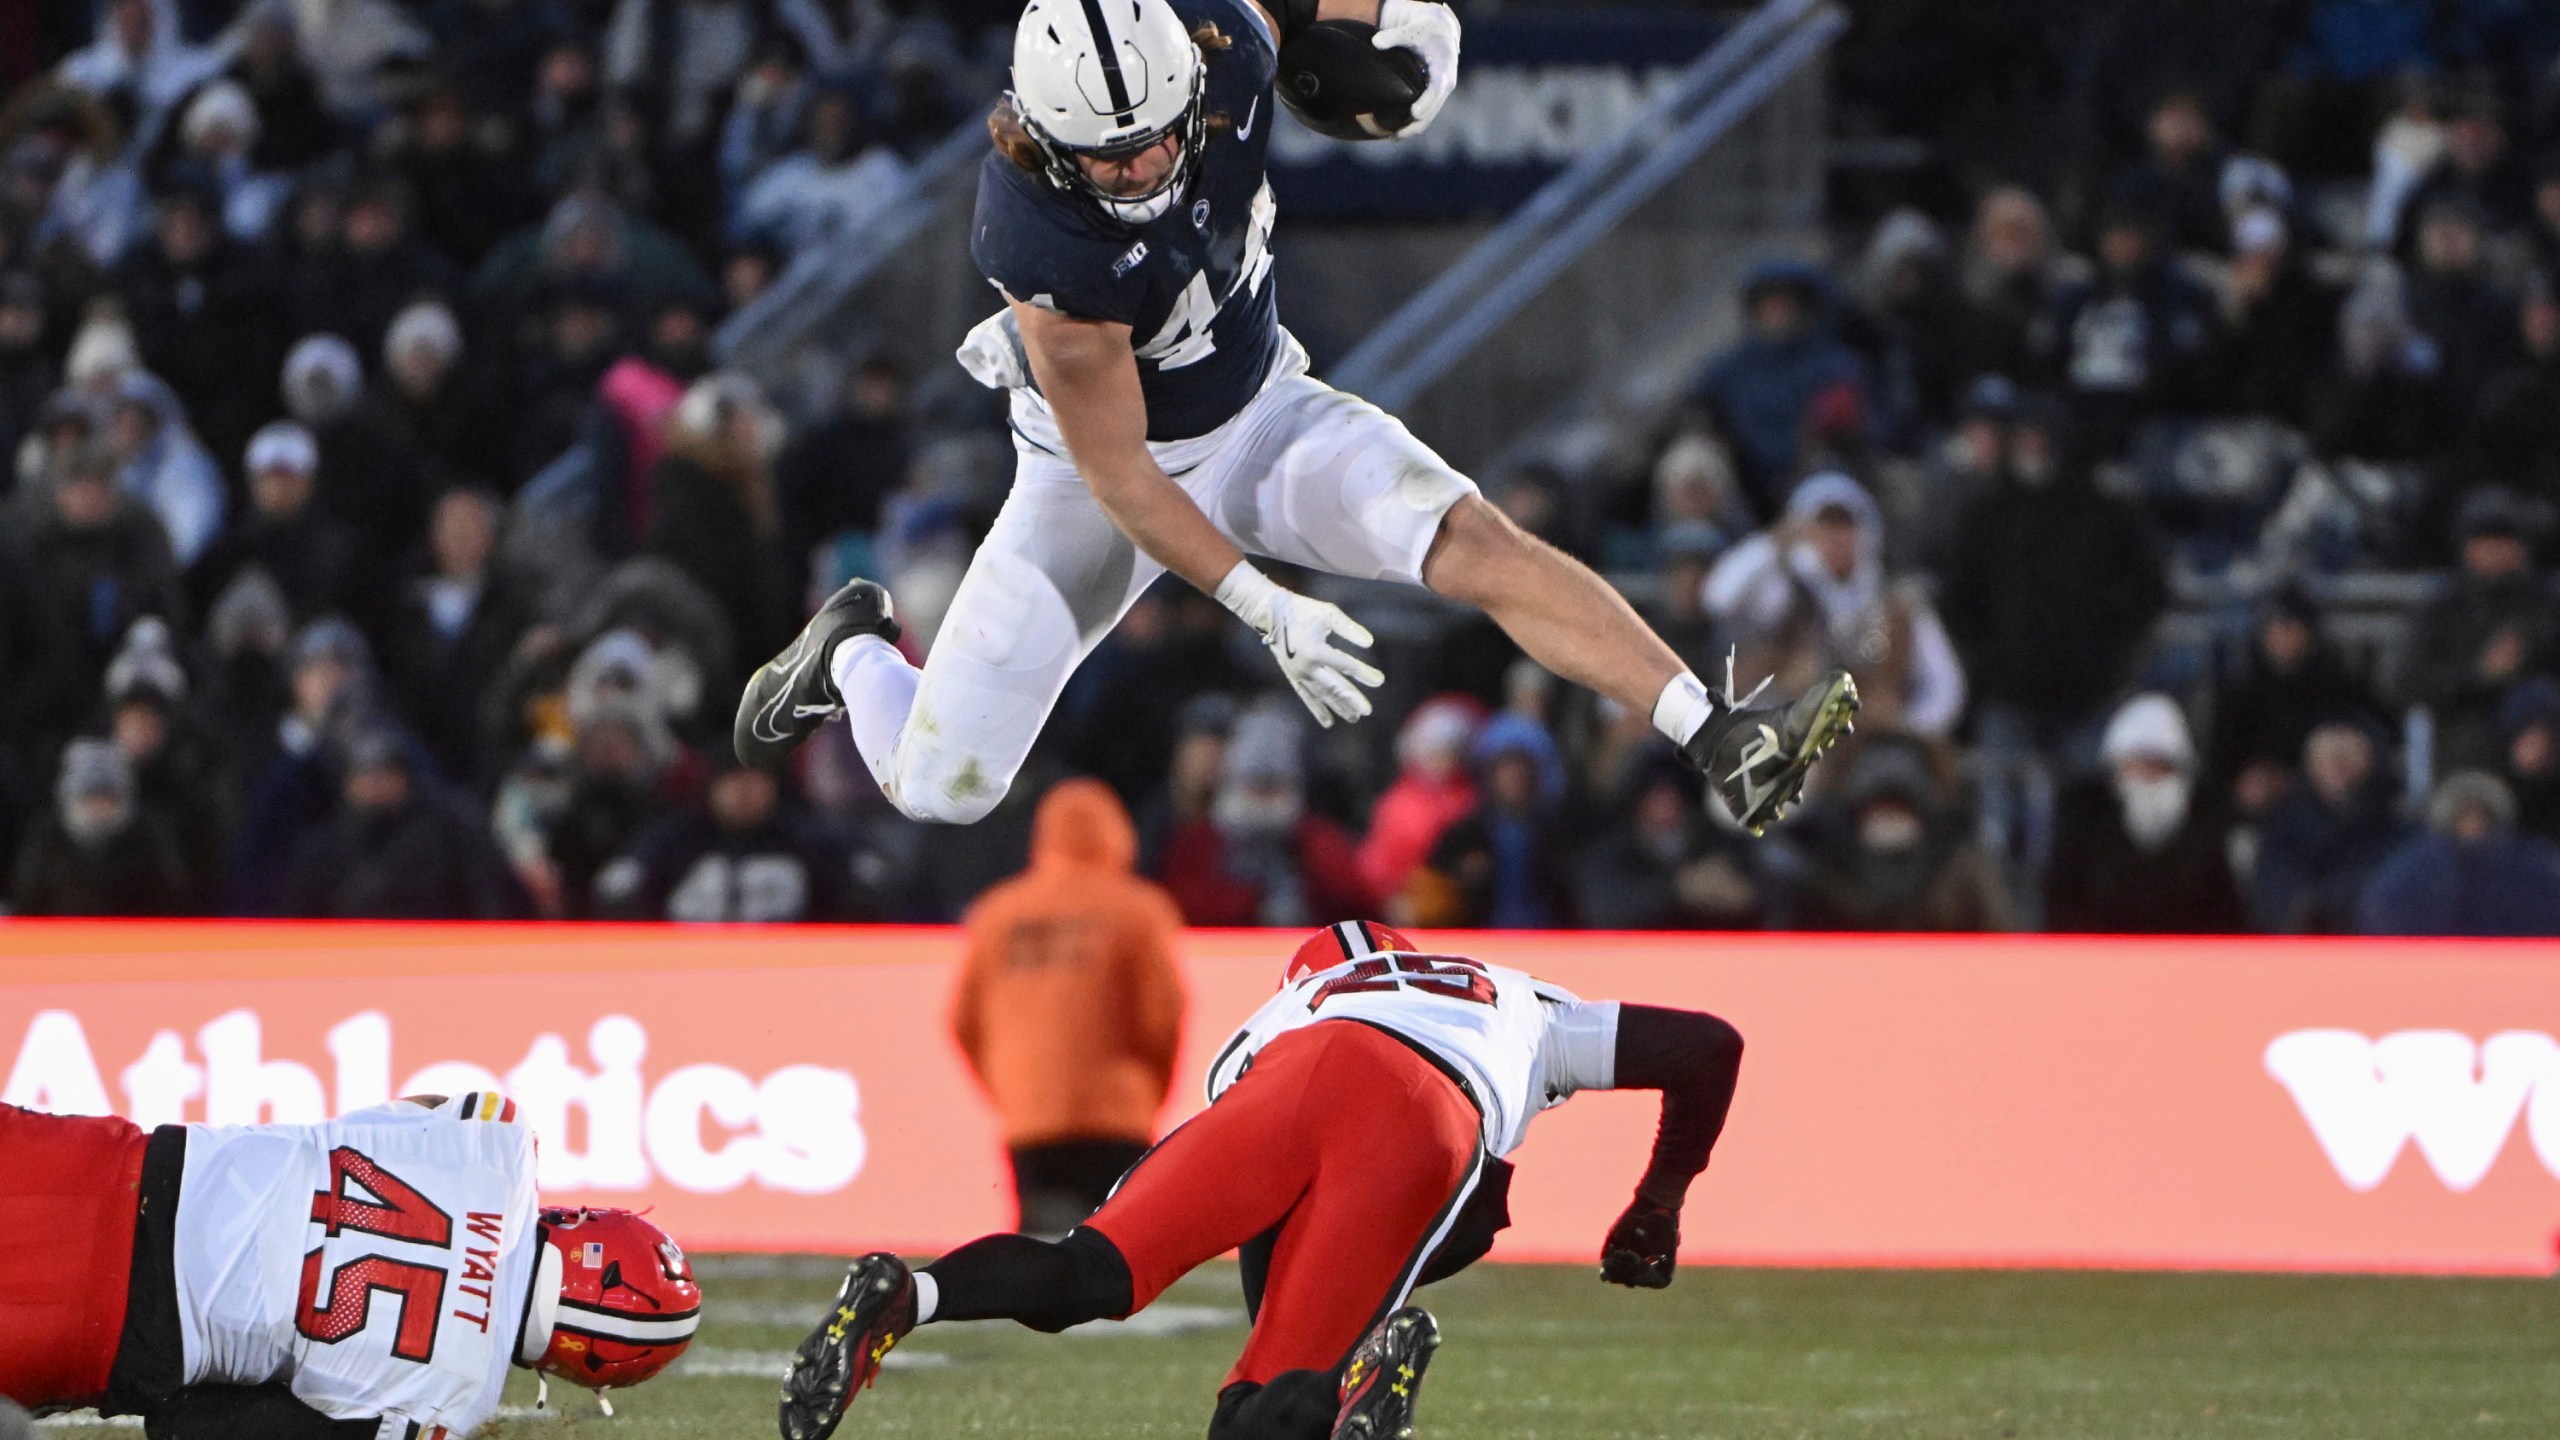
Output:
[956, 778, 1187, 1236]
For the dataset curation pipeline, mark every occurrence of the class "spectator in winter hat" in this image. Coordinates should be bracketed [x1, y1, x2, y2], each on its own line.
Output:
[2218, 205, 2342, 427]
[1134, 691, 1237, 876]
[98, 369, 223, 566]
[55, 0, 226, 147]
[2105, 89, 2228, 256]
[2210, 584, 2382, 810]
[1707, 472, 1965, 740]
[2046, 693, 2245, 935]
[177, 80, 291, 243]
[22, 442, 186, 709]
[101, 616, 226, 900]
[283, 330, 433, 591]
[2359, 771, 2560, 937]
[281, 725, 524, 920]
[1688, 261, 1874, 515]
[10, 736, 193, 915]
[1575, 751, 1770, 931]
[1160, 699, 1374, 927]
[2403, 487, 2555, 772]
[188, 420, 355, 624]
[378, 299, 508, 487]
[2251, 720, 2408, 934]
[1799, 732, 2012, 933]
[1405, 713, 1575, 929]
[2403, 195, 2516, 407]
[2042, 202, 2221, 449]
[1357, 695, 1483, 905]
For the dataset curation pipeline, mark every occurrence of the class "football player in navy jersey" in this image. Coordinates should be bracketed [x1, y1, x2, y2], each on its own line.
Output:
[734, 0, 1857, 838]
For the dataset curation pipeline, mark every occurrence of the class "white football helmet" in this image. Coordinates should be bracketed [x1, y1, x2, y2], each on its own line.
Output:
[1010, 0, 1206, 223]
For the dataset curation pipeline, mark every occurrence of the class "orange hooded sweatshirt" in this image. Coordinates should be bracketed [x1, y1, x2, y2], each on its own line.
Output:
[954, 779, 1188, 1148]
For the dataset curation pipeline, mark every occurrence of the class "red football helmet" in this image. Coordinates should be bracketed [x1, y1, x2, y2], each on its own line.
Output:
[530, 1207, 701, 1389]
[1283, 919, 1415, 986]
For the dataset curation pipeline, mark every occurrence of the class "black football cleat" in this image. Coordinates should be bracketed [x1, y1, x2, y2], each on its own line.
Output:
[1331, 1307, 1439, 1440]
[734, 579, 900, 771]
[1680, 655, 1859, 837]
[777, 1253, 918, 1440]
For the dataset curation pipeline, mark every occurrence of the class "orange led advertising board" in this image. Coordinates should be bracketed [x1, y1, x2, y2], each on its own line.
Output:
[3, 923, 2556, 1272]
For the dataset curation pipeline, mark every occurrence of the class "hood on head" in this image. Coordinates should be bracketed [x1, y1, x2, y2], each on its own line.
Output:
[2100, 692, 2196, 773]
[1031, 777, 1135, 870]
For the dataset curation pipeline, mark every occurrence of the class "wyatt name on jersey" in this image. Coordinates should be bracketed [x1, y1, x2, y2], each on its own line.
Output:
[972, 0, 1283, 442]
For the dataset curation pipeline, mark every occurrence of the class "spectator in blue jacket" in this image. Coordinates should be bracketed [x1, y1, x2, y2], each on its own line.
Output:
[2358, 771, 2560, 936]
[2251, 720, 2407, 933]
[1690, 262, 1874, 517]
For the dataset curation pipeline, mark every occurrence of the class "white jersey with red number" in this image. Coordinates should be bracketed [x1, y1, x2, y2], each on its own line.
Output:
[1205, 943, 1620, 1157]
[173, 1093, 544, 1440]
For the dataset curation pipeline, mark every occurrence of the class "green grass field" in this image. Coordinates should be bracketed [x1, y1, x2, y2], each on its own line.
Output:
[449, 1256, 2560, 1440]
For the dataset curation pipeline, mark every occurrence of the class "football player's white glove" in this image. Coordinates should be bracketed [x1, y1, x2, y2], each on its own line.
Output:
[1215, 561, 1384, 728]
[1373, 0, 1460, 135]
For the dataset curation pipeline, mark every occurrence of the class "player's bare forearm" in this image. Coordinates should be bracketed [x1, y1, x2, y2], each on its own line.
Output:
[1010, 299, 1245, 594]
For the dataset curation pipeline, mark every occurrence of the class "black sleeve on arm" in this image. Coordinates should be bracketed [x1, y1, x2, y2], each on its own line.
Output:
[1612, 1004, 1743, 1210]
[145, 1385, 383, 1440]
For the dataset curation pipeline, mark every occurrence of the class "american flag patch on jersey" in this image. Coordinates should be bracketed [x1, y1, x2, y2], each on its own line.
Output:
[583, 1240, 606, 1268]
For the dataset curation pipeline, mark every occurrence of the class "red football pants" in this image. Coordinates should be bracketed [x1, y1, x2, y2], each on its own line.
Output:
[0, 1105, 149, 1408]
[1084, 1021, 1485, 1387]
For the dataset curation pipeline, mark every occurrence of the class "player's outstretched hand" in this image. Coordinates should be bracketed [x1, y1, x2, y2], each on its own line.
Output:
[1599, 1196, 1679, 1289]
[1215, 562, 1385, 728]
[1374, 0, 1460, 133]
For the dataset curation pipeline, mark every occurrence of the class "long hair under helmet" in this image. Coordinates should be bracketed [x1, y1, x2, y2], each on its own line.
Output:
[1008, 0, 1208, 224]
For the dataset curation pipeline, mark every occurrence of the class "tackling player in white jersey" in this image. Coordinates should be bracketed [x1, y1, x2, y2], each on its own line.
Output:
[779, 920, 1743, 1440]
[0, 1093, 698, 1438]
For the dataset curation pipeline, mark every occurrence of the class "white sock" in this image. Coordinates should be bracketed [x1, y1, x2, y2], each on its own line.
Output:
[911, 1271, 939, 1325]
[830, 634, 920, 791]
[1652, 670, 1715, 747]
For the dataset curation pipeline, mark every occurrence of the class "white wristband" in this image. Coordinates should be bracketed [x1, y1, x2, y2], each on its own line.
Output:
[1212, 560, 1282, 634]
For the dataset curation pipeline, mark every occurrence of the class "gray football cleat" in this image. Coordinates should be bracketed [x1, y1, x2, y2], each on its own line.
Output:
[733, 579, 900, 770]
[1680, 656, 1859, 836]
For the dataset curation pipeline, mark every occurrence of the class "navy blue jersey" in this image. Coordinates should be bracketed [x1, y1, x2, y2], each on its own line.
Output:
[972, 0, 1282, 441]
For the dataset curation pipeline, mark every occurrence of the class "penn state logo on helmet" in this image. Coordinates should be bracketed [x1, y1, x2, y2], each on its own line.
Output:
[1009, 0, 1208, 223]
[530, 1207, 702, 1390]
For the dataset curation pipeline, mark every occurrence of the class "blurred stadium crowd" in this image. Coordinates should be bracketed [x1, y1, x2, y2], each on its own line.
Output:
[5, 0, 2560, 935]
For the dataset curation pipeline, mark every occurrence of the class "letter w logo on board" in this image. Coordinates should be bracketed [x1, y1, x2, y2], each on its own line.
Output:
[2264, 1030, 2558, 1192]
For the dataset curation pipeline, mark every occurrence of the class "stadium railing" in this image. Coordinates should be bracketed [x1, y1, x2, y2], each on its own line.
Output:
[1326, 0, 1848, 476]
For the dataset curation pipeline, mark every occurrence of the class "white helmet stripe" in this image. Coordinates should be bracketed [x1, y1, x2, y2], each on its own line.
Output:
[555, 1302, 701, 1344]
[1076, 0, 1133, 116]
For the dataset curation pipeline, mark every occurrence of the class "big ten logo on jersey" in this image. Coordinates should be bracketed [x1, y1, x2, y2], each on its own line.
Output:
[1309, 953, 1498, 1011]
[0, 1008, 867, 1197]
[296, 1146, 491, 1359]
[1134, 181, 1276, 370]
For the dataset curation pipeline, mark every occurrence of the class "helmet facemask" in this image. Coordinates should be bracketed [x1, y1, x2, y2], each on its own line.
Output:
[1014, 64, 1208, 225]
